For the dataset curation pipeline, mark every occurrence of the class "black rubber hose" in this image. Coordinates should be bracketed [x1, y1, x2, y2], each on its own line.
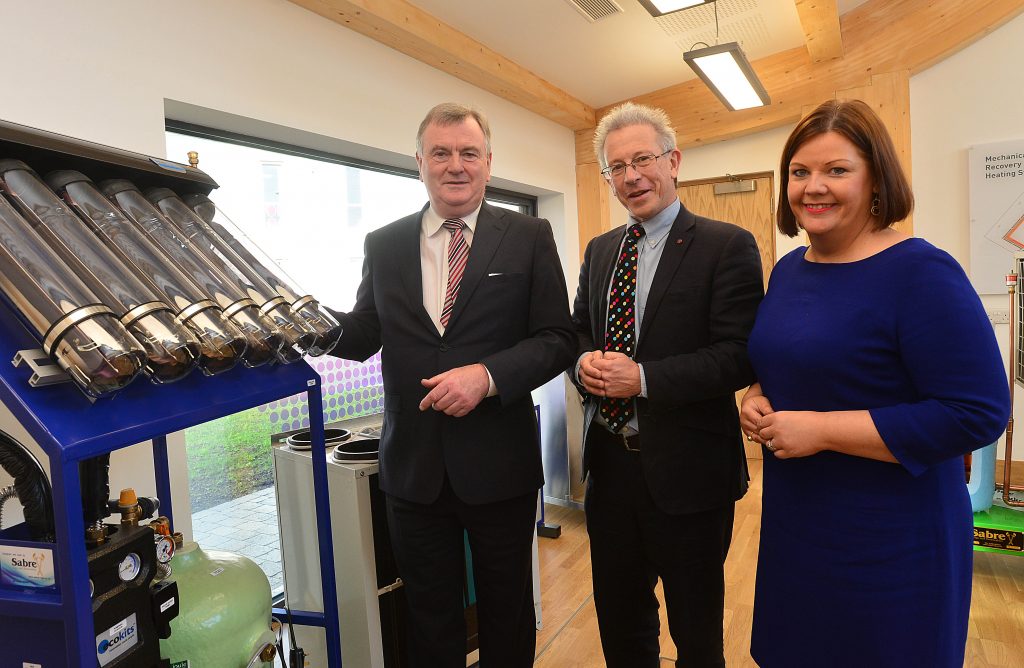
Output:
[0, 430, 54, 542]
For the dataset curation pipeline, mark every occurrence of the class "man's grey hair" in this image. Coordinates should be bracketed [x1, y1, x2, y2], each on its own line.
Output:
[416, 102, 492, 156]
[593, 102, 677, 169]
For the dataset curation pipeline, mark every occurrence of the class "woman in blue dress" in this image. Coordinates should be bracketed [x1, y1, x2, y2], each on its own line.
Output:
[742, 99, 1009, 667]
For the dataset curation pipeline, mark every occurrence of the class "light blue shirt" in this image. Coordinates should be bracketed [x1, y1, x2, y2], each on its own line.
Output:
[580, 198, 680, 435]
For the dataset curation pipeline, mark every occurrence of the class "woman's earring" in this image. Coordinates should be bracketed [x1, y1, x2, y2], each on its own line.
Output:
[870, 195, 881, 217]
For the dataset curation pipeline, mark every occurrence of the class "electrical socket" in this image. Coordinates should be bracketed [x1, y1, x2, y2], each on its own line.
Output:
[988, 309, 1010, 325]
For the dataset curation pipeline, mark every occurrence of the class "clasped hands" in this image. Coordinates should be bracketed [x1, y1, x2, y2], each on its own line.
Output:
[579, 350, 641, 398]
[418, 363, 489, 417]
[740, 386, 824, 459]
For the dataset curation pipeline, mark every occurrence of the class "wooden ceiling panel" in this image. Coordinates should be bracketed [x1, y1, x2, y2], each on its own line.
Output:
[795, 0, 844, 63]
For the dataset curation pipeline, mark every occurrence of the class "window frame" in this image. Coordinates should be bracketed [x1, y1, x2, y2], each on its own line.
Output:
[166, 120, 539, 216]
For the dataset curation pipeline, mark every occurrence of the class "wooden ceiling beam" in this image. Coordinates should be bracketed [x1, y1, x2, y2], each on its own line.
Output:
[287, 0, 596, 131]
[794, 0, 844, 63]
[578, 0, 1024, 162]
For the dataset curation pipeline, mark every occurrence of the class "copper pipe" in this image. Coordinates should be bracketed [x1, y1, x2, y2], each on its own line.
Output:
[1003, 271, 1024, 506]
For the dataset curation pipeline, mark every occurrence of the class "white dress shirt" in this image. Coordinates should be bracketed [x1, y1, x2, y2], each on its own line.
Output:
[420, 204, 481, 333]
[420, 203, 496, 395]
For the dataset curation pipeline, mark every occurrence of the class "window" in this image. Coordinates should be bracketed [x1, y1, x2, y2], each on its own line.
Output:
[165, 122, 537, 595]
[261, 162, 281, 226]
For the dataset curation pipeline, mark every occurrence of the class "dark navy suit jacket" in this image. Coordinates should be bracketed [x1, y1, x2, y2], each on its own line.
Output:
[330, 202, 575, 505]
[571, 204, 764, 514]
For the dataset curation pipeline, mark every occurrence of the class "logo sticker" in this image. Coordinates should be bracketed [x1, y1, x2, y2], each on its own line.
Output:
[96, 613, 139, 666]
[0, 546, 55, 589]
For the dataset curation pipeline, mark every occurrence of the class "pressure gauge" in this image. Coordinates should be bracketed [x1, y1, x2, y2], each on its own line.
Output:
[118, 552, 142, 582]
[155, 535, 175, 564]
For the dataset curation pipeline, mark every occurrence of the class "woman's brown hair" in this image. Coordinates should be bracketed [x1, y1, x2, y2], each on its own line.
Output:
[777, 99, 913, 237]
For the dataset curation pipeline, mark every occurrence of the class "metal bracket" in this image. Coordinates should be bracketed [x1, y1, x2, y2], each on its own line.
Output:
[714, 179, 757, 195]
[377, 577, 404, 596]
[12, 348, 71, 387]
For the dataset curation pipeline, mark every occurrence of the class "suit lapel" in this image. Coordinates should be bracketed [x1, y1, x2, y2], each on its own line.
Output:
[444, 203, 508, 333]
[591, 228, 622, 346]
[396, 206, 438, 335]
[637, 206, 696, 346]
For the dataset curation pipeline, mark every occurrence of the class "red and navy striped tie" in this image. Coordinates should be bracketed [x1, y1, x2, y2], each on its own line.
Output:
[600, 222, 645, 433]
[440, 218, 469, 328]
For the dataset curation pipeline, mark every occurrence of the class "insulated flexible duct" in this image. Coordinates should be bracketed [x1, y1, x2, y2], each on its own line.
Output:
[0, 192, 144, 397]
[0, 430, 54, 543]
[46, 172, 247, 376]
[100, 180, 283, 368]
[183, 193, 342, 356]
[0, 161, 197, 384]
[145, 188, 318, 364]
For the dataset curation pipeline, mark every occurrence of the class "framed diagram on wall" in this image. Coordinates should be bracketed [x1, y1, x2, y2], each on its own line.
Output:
[969, 138, 1024, 294]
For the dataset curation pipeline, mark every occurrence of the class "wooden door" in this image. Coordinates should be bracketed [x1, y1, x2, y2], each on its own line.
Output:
[678, 173, 775, 459]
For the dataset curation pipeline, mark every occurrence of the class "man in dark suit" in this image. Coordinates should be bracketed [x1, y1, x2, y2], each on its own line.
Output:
[328, 103, 575, 667]
[571, 102, 763, 667]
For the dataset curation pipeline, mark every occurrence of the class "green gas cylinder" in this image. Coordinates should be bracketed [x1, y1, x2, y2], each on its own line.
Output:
[160, 541, 277, 667]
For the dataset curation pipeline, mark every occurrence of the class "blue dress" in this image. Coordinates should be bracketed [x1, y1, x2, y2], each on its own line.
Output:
[747, 239, 1010, 668]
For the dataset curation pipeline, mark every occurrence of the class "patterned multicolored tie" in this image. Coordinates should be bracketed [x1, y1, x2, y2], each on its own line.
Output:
[600, 222, 646, 433]
[440, 218, 469, 328]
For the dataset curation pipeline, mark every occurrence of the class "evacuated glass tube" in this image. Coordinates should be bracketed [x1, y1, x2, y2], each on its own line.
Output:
[181, 192, 342, 356]
[47, 172, 247, 376]
[0, 193, 144, 397]
[100, 179, 283, 368]
[0, 160, 196, 384]
[145, 188, 318, 364]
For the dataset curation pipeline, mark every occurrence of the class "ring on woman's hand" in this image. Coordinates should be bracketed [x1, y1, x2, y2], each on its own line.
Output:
[765, 439, 777, 453]
[746, 434, 753, 442]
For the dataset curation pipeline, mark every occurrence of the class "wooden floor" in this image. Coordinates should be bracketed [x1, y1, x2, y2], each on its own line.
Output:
[534, 459, 1024, 667]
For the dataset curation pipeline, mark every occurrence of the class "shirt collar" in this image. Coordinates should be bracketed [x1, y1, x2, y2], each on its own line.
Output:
[423, 202, 483, 238]
[631, 198, 678, 249]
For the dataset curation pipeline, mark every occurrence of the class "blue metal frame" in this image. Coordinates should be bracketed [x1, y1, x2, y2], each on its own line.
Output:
[0, 301, 343, 667]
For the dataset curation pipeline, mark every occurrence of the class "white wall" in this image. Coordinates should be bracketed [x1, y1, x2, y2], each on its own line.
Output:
[0, 0, 580, 535]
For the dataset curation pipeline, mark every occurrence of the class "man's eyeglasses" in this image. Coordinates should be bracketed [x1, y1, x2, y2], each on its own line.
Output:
[601, 150, 673, 180]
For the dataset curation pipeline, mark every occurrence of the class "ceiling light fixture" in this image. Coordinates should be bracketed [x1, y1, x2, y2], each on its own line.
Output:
[637, 0, 712, 17]
[684, 41, 771, 111]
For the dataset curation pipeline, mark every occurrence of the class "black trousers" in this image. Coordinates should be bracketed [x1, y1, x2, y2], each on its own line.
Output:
[585, 427, 735, 668]
[386, 477, 538, 668]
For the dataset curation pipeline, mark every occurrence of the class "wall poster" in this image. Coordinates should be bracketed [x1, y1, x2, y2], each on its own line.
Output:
[969, 138, 1024, 294]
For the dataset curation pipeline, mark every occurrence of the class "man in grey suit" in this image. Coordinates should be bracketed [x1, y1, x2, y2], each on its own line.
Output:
[329, 103, 575, 667]
[571, 102, 763, 667]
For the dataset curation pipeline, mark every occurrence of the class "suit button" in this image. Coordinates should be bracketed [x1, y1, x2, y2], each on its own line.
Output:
[439, 343, 449, 352]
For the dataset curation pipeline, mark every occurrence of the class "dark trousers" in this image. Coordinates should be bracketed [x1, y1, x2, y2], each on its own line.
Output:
[585, 427, 735, 668]
[386, 478, 538, 668]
